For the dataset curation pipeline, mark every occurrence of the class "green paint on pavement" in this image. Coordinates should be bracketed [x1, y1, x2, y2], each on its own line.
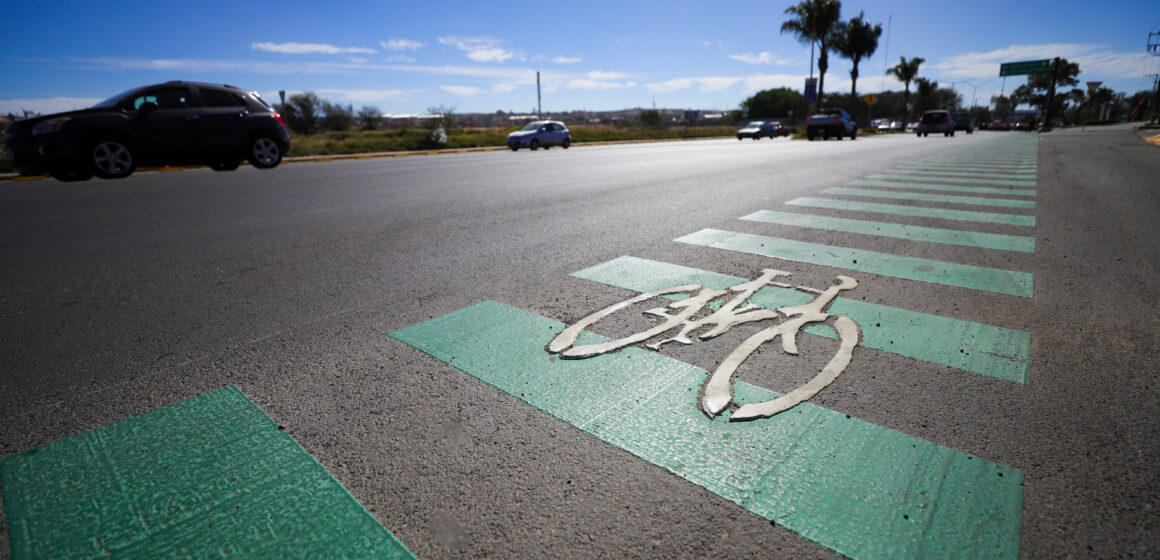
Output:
[869, 173, 1036, 187]
[741, 210, 1036, 253]
[847, 179, 1037, 197]
[787, 197, 1036, 226]
[883, 168, 1036, 180]
[571, 256, 1031, 384]
[389, 301, 1024, 560]
[675, 229, 1035, 298]
[0, 386, 416, 560]
[894, 164, 1036, 176]
[821, 187, 1036, 209]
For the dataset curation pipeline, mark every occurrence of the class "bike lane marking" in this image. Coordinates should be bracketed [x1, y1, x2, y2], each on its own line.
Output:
[894, 163, 1037, 173]
[868, 173, 1036, 188]
[571, 255, 1030, 384]
[877, 168, 1037, 180]
[820, 187, 1036, 209]
[389, 300, 1024, 560]
[0, 386, 416, 560]
[675, 229, 1035, 298]
[847, 179, 1037, 197]
[741, 210, 1036, 253]
[787, 197, 1037, 226]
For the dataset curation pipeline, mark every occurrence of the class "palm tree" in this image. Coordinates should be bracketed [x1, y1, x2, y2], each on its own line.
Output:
[888, 56, 924, 128]
[781, 0, 843, 107]
[833, 12, 883, 106]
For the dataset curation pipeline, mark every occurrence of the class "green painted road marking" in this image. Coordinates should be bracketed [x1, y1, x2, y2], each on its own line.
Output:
[897, 163, 1036, 173]
[572, 256, 1032, 383]
[821, 187, 1036, 209]
[675, 229, 1035, 298]
[848, 179, 1037, 197]
[0, 386, 416, 560]
[742, 210, 1036, 253]
[881, 168, 1037, 180]
[389, 301, 1024, 560]
[870, 173, 1036, 187]
[788, 197, 1036, 226]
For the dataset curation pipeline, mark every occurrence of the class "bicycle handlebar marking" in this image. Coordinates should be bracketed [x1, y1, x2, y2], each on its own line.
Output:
[547, 269, 861, 421]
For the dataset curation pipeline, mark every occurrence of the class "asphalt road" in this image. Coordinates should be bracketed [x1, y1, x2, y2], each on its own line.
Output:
[1, 126, 1158, 558]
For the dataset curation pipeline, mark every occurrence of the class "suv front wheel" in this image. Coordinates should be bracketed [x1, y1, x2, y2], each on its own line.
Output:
[89, 138, 136, 179]
[248, 136, 283, 169]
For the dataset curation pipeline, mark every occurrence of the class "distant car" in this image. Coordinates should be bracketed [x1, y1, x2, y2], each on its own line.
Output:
[737, 120, 788, 140]
[953, 113, 976, 134]
[806, 108, 857, 141]
[990, 120, 1011, 131]
[507, 120, 571, 151]
[1015, 119, 1037, 131]
[877, 120, 904, 132]
[3, 81, 290, 181]
[916, 110, 955, 137]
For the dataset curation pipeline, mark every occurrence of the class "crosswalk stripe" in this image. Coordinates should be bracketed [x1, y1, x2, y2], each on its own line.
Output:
[848, 179, 1036, 197]
[389, 301, 1024, 560]
[821, 187, 1036, 209]
[881, 168, 1037, 180]
[742, 209, 1036, 253]
[870, 173, 1036, 187]
[570, 256, 1032, 383]
[787, 197, 1037, 226]
[675, 228, 1035, 298]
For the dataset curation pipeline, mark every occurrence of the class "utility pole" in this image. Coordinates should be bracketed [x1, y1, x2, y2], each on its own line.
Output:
[537, 72, 542, 118]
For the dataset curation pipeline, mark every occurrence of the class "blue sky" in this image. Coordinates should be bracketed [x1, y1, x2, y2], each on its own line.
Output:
[2, 0, 1157, 116]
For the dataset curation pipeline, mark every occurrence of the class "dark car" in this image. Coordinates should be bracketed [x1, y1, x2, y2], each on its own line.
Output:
[736, 120, 789, 140]
[953, 113, 975, 134]
[4, 81, 290, 181]
[916, 110, 955, 137]
[507, 120, 571, 151]
[806, 108, 857, 141]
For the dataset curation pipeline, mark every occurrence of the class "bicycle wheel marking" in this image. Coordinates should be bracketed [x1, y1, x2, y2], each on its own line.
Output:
[821, 187, 1037, 209]
[742, 210, 1037, 253]
[847, 179, 1037, 197]
[787, 197, 1037, 226]
[389, 301, 1024, 560]
[676, 229, 1035, 298]
[572, 256, 1030, 384]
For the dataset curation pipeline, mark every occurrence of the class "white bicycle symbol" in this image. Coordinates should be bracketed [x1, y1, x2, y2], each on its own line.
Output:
[548, 269, 860, 421]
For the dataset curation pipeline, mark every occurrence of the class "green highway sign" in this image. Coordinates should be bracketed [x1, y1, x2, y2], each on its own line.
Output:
[999, 59, 1051, 76]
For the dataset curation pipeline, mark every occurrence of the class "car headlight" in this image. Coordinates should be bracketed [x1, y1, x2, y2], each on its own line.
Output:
[32, 117, 71, 135]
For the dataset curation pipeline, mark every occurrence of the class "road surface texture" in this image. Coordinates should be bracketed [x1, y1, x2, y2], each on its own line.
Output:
[1, 125, 1157, 558]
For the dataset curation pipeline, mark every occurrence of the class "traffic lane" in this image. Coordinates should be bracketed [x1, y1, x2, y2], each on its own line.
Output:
[0, 133, 981, 415]
[2, 133, 1009, 558]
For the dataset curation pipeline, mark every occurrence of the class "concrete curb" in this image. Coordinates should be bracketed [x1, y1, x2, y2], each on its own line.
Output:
[0, 136, 736, 183]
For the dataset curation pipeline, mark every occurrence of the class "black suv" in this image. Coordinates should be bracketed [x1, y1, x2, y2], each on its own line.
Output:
[4, 81, 290, 181]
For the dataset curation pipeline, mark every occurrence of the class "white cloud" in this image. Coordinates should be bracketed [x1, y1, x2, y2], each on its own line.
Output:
[386, 55, 416, 63]
[644, 76, 740, 93]
[380, 39, 425, 51]
[316, 88, 411, 104]
[0, 97, 104, 116]
[491, 83, 519, 93]
[441, 85, 482, 97]
[567, 79, 624, 91]
[645, 78, 695, 93]
[730, 52, 774, 65]
[553, 56, 583, 64]
[697, 77, 742, 91]
[587, 70, 626, 80]
[251, 42, 376, 55]
[438, 37, 521, 63]
[75, 56, 388, 75]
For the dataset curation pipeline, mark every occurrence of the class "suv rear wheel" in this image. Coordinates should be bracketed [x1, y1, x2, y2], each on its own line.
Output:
[248, 136, 282, 169]
[90, 138, 136, 179]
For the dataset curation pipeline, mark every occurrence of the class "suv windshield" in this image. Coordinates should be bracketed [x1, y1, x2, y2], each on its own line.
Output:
[520, 122, 544, 131]
[91, 86, 146, 109]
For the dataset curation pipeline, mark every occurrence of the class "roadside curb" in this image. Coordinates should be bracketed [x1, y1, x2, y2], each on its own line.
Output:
[0, 135, 735, 183]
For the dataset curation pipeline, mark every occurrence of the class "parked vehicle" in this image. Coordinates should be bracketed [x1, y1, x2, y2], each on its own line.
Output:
[990, 120, 1011, 131]
[953, 113, 976, 134]
[806, 108, 857, 141]
[737, 120, 789, 140]
[876, 120, 904, 132]
[507, 120, 571, 151]
[916, 110, 955, 137]
[4, 81, 290, 181]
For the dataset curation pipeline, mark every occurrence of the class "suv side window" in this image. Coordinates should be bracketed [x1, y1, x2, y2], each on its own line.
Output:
[131, 87, 192, 110]
[200, 88, 245, 107]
